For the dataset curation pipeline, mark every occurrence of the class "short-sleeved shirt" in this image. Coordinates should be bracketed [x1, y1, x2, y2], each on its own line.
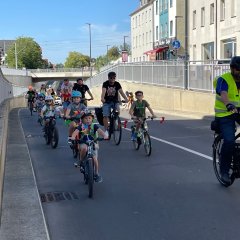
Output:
[61, 92, 71, 102]
[216, 77, 240, 95]
[67, 102, 86, 119]
[27, 91, 35, 100]
[131, 100, 150, 118]
[61, 82, 73, 92]
[73, 83, 89, 98]
[77, 123, 99, 140]
[102, 80, 122, 103]
[42, 105, 55, 118]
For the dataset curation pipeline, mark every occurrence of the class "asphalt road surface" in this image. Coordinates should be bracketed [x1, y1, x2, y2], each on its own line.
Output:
[20, 108, 240, 240]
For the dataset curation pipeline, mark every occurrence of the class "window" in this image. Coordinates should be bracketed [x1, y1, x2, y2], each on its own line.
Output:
[210, 3, 214, 24]
[231, 0, 236, 17]
[160, 24, 163, 38]
[146, 32, 148, 44]
[220, 0, 225, 21]
[193, 45, 197, 61]
[156, 26, 159, 40]
[170, 20, 173, 36]
[202, 42, 214, 60]
[170, 0, 173, 8]
[143, 33, 145, 45]
[193, 10, 196, 29]
[222, 38, 236, 59]
[165, 23, 168, 37]
[201, 7, 205, 27]
[156, 0, 158, 15]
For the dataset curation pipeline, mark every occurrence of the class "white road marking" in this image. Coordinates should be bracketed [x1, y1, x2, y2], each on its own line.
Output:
[124, 127, 212, 161]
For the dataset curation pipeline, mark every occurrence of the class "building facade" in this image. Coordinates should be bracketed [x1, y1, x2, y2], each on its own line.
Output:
[130, 0, 154, 62]
[189, 0, 240, 61]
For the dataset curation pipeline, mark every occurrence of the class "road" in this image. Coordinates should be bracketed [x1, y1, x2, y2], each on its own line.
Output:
[19, 108, 240, 240]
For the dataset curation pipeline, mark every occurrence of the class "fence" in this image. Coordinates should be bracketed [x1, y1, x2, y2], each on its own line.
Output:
[87, 61, 230, 93]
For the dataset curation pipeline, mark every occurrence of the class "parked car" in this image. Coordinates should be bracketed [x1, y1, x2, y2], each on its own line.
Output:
[54, 96, 62, 105]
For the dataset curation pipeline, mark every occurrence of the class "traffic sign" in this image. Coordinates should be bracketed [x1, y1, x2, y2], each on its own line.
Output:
[172, 40, 181, 49]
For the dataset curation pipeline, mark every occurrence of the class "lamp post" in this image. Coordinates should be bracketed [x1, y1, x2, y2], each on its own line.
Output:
[123, 35, 128, 51]
[106, 44, 110, 65]
[14, 42, 27, 69]
[86, 23, 92, 81]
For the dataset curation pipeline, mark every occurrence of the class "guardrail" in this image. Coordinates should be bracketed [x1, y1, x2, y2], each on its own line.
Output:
[87, 61, 230, 93]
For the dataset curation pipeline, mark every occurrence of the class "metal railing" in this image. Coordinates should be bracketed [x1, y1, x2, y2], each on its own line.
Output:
[87, 61, 230, 93]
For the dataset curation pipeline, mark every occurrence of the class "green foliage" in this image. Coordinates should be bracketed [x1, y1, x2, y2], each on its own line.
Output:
[6, 37, 44, 69]
[55, 63, 64, 68]
[64, 52, 89, 68]
[119, 43, 131, 54]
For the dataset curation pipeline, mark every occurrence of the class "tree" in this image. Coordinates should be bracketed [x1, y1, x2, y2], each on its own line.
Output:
[108, 46, 120, 60]
[64, 52, 89, 68]
[6, 37, 44, 69]
[55, 63, 64, 68]
[119, 43, 131, 55]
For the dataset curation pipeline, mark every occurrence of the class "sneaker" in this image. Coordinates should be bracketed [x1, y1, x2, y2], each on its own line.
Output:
[74, 160, 81, 168]
[94, 174, 103, 183]
[221, 173, 231, 185]
[104, 130, 109, 139]
[67, 137, 73, 145]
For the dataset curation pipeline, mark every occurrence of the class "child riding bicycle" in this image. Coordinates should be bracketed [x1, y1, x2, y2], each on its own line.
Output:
[40, 95, 56, 134]
[129, 90, 157, 141]
[71, 111, 108, 183]
[65, 91, 87, 141]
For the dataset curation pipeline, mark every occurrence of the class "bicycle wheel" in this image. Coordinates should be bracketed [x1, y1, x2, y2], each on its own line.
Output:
[72, 143, 79, 158]
[51, 127, 59, 149]
[29, 102, 33, 116]
[86, 158, 94, 198]
[38, 116, 43, 126]
[143, 131, 151, 156]
[113, 115, 122, 145]
[212, 135, 235, 187]
[45, 128, 51, 145]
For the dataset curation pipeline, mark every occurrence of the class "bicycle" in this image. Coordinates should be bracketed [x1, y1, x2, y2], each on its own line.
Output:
[131, 116, 153, 156]
[74, 135, 104, 198]
[80, 98, 92, 106]
[28, 100, 34, 116]
[43, 116, 59, 149]
[108, 101, 125, 145]
[212, 119, 240, 187]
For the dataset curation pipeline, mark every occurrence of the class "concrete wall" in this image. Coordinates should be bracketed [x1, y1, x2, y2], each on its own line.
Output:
[0, 96, 27, 215]
[88, 81, 215, 117]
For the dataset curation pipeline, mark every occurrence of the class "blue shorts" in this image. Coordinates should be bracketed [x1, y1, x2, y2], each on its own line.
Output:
[102, 102, 120, 117]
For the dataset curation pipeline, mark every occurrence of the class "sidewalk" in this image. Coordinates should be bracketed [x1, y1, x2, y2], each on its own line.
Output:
[0, 108, 49, 240]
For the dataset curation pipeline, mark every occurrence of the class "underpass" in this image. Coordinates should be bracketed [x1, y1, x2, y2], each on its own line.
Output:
[1, 107, 240, 240]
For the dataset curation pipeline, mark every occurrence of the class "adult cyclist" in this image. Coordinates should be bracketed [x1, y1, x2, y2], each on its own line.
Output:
[73, 78, 94, 106]
[213, 56, 240, 184]
[26, 86, 36, 110]
[100, 71, 128, 138]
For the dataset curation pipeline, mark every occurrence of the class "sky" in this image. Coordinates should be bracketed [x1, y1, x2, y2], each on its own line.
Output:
[1, 0, 138, 64]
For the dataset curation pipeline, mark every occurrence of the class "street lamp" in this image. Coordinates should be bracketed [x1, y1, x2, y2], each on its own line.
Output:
[123, 36, 128, 51]
[14, 42, 27, 69]
[106, 44, 110, 65]
[86, 23, 92, 80]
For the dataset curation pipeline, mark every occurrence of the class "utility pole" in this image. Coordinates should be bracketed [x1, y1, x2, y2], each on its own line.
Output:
[123, 36, 128, 51]
[106, 44, 110, 65]
[86, 23, 92, 81]
[15, 43, 18, 69]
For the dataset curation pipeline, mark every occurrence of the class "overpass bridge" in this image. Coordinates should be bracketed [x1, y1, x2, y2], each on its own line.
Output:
[30, 68, 97, 82]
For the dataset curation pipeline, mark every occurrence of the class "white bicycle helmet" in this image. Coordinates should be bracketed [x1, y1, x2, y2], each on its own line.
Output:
[45, 95, 53, 101]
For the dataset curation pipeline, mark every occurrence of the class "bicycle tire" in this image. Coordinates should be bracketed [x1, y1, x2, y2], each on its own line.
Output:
[72, 143, 79, 158]
[143, 131, 151, 156]
[29, 102, 33, 116]
[113, 115, 122, 145]
[212, 136, 235, 187]
[87, 158, 94, 198]
[51, 127, 59, 149]
[45, 128, 51, 145]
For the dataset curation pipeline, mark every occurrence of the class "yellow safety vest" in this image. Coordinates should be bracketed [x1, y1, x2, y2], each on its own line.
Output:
[213, 72, 240, 117]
